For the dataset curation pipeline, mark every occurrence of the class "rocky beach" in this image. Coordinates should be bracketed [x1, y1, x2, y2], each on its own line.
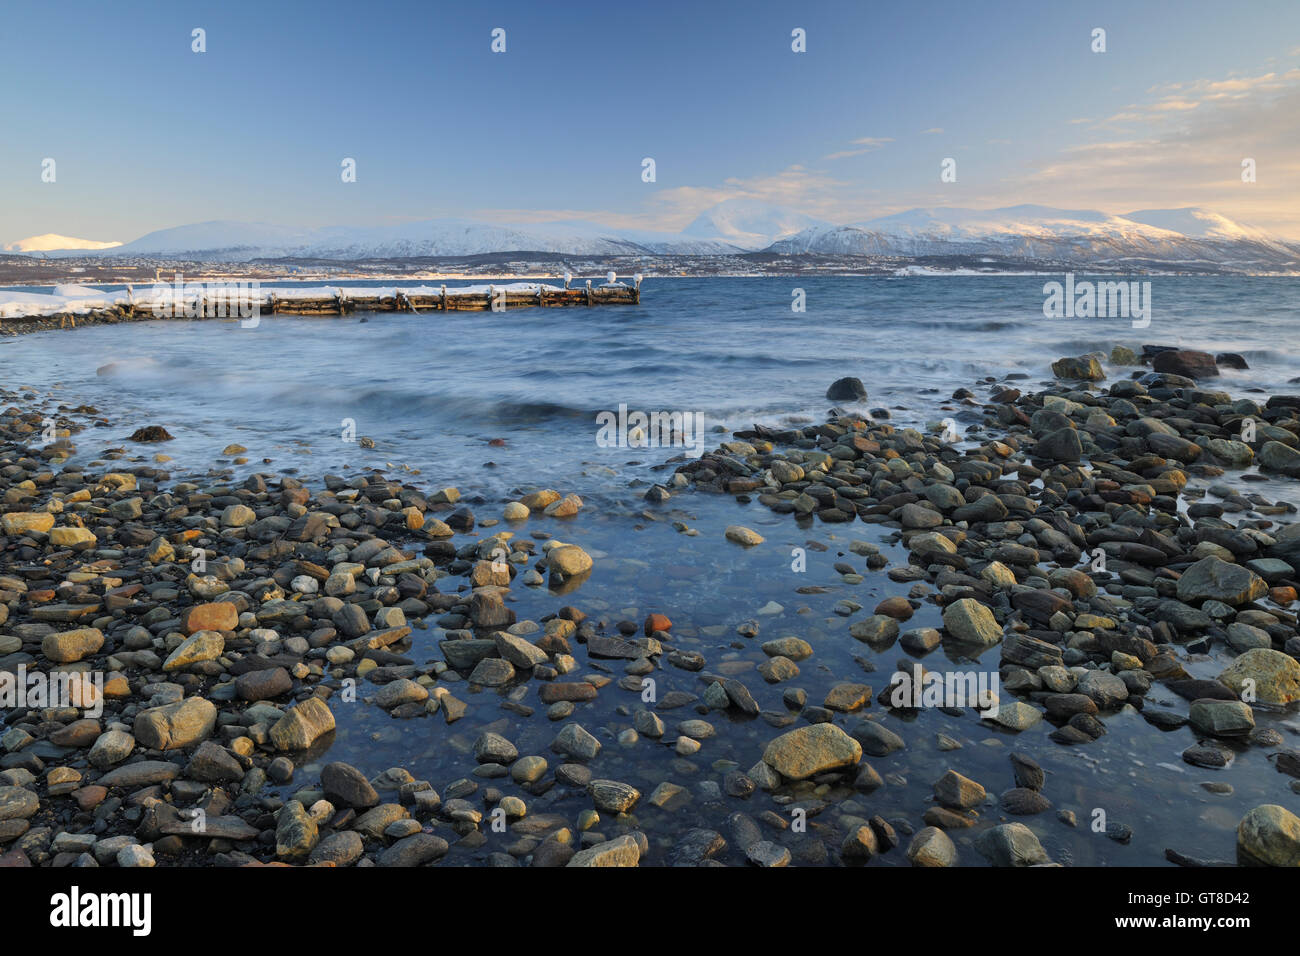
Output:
[3, 329, 1300, 869]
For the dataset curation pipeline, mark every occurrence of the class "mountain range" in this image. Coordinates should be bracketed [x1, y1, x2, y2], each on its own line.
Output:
[10, 201, 1300, 271]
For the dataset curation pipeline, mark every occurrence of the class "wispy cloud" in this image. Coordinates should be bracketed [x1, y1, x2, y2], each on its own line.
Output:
[823, 136, 893, 160]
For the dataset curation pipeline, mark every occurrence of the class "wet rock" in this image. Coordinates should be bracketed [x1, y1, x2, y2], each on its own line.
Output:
[162, 630, 225, 671]
[133, 697, 217, 751]
[1000, 788, 1051, 815]
[761, 723, 862, 780]
[378, 833, 449, 867]
[184, 741, 243, 782]
[269, 697, 335, 751]
[1176, 556, 1267, 606]
[942, 599, 1002, 646]
[975, 823, 1051, 867]
[552, 723, 601, 761]
[321, 762, 379, 809]
[41, 627, 103, 664]
[724, 526, 764, 547]
[588, 779, 640, 814]
[275, 801, 318, 861]
[567, 834, 642, 867]
[1237, 805, 1300, 866]
[907, 826, 956, 867]
[1189, 699, 1255, 737]
[826, 377, 867, 401]
[1051, 356, 1104, 381]
[1152, 349, 1218, 379]
[1219, 649, 1300, 706]
[933, 769, 985, 809]
[852, 720, 906, 757]
[235, 667, 292, 702]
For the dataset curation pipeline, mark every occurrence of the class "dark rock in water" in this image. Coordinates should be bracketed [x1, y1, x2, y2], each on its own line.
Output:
[1106, 822, 1134, 843]
[672, 828, 726, 865]
[1183, 742, 1233, 769]
[1142, 708, 1189, 731]
[826, 377, 867, 402]
[1273, 750, 1300, 779]
[1167, 678, 1238, 702]
[1010, 589, 1072, 625]
[1165, 847, 1234, 867]
[128, 425, 174, 442]
[1152, 349, 1219, 379]
[321, 761, 380, 809]
[1010, 752, 1045, 791]
[1035, 427, 1083, 463]
[1141, 344, 1178, 360]
[1068, 712, 1107, 739]
[1049, 724, 1094, 745]
[1216, 352, 1249, 370]
[1000, 788, 1051, 815]
[974, 823, 1051, 866]
[1051, 356, 1104, 381]
[870, 408, 891, 420]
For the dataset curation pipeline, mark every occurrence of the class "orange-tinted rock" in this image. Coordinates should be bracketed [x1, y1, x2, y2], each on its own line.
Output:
[1270, 586, 1296, 606]
[875, 596, 915, 620]
[644, 613, 672, 635]
[185, 601, 238, 633]
[72, 786, 108, 811]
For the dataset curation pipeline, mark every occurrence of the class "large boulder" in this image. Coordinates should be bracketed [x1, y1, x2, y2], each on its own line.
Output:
[1176, 556, 1267, 606]
[975, 823, 1051, 867]
[269, 697, 335, 751]
[762, 723, 862, 780]
[567, 834, 642, 867]
[1237, 805, 1300, 866]
[826, 377, 867, 402]
[1258, 441, 1300, 477]
[1219, 648, 1300, 706]
[1051, 356, 1104, 381]
[162, 630, 225, 671]
[133, 697, 217, 751]
[1152, 349, 1218, 379]
[41, 627, 104, 664]
[942, 599, 1003, 646]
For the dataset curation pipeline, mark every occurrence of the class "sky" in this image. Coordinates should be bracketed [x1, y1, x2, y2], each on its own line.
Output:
[2, 0, 1299, 244]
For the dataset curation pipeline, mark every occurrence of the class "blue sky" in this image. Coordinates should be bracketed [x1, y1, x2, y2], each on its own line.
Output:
[2, 0, 1298, 243]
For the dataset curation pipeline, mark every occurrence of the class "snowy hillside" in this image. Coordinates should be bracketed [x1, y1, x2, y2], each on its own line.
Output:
[770, 205, 1300, 270]
[681, 199, 828, 249]
[4, 234, 122, 252]
[12, 202, 1299, 270]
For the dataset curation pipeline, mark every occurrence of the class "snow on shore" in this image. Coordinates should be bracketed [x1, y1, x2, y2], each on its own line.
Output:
[0, 281, 605, 319]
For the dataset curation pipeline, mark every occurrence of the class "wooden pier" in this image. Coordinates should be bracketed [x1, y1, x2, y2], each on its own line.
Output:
[0, 275, 643, 332]
[264, 280, 640, 316]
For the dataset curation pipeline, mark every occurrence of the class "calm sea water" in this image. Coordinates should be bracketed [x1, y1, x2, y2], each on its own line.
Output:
[5, 275, 1300, 866]
[3, 275, 1298, 500]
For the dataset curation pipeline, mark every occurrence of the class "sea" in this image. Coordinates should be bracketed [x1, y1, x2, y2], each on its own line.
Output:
[3, 274, 1299, 866]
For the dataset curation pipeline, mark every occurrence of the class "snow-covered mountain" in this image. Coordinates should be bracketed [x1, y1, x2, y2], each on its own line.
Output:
[681, 199, 828, 248]
[769, 205, 1300, 270]
[97, 218, 745, 260]
[15, 203, 1298, 270]
[4, 233, 122, 252]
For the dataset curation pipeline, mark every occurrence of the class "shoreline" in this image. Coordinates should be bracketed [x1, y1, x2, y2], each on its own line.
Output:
[2, 346, 1300, 867]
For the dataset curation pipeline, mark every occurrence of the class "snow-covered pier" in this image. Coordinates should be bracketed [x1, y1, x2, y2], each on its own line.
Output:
[0, 276, 642, 330]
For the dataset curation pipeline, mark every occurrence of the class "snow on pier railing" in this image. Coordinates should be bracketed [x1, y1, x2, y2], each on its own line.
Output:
[0, 278, 643, 323]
